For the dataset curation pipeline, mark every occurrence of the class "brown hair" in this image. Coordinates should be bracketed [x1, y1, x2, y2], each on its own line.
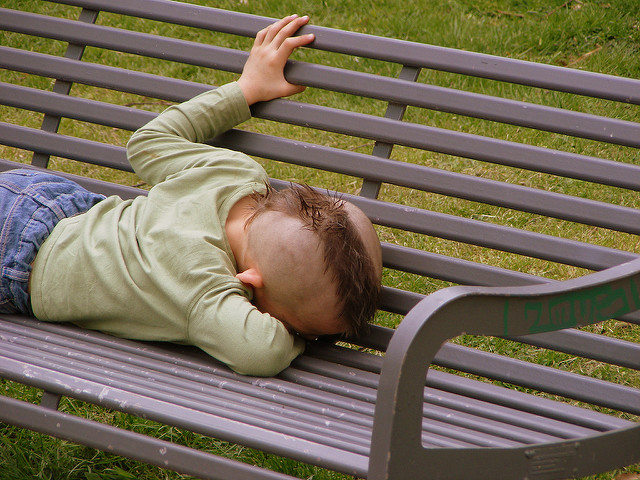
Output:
[246, 183, 380, 337]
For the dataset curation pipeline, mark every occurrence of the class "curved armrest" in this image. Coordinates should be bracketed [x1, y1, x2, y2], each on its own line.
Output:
[369, 257, 640, 480]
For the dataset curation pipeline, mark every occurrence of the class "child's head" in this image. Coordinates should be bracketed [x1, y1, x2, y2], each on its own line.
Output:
[239, 184, 382, 339]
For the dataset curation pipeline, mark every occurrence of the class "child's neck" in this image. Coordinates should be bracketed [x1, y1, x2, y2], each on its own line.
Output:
[225, 195, 255, 272]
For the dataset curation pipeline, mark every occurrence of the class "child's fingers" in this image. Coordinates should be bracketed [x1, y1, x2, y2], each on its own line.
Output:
[270, 15, 310, 50]
[258, 14, 299, 46]
[278, 33, 315, 59]
[254, 15, 294, 47]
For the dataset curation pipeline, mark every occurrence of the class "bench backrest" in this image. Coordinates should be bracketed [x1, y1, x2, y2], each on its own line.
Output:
[1, 0, 639, 416]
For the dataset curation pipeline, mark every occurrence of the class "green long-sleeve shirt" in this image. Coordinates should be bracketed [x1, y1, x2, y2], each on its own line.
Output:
[31, 82, 305, 376]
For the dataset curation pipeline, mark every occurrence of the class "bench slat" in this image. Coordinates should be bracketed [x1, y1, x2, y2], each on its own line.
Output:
[435, 343, 640, 415]
[306, 337, 640, 417]
[0, 8, 247, 75]
[0, 81, 153, 131]
[0, 121, 130, 171]
[381, 244, 541, 286]
[291, 357, 604, 445]
[1, 322, 514, 453]
[1, 344, 373, 456]
[217, 131, 640, 234]
[286, 63, 640, 148]
[0, 46, 206, 102]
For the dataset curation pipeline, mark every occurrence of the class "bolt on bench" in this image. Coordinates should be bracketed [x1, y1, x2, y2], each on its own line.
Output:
[0, 1, 639, 479]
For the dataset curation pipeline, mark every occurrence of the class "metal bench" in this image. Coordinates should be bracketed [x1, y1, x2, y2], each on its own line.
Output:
[1, 1, 638, 479]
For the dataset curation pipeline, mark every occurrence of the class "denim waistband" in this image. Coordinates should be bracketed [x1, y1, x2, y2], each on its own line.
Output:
[0, 169, 105, 315]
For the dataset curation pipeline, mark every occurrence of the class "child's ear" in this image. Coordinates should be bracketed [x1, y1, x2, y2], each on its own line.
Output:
[236, 268, 264, 289]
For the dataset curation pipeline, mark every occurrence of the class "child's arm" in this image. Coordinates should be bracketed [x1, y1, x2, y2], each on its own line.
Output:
[126, 15, 314, 187]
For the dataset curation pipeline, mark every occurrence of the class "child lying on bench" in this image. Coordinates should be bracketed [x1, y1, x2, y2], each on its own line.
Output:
[0, 15, 382, 376]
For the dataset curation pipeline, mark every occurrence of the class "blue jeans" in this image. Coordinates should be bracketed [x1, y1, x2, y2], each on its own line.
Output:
[0, 169, 105, 315]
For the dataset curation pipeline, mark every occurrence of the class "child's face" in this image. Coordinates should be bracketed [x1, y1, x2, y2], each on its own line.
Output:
[252, 279, 345, 340]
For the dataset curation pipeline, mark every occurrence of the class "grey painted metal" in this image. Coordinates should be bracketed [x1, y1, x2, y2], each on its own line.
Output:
[5, 44, 638, 193]
[31, 7, 99, 168]
[50, 0, 640, 104]
[510, 329, 640, 370]
[3, 109, 637, 272]
[0, 46, 206, 102]
[0, 395, 300, 480]
[0, 81, 154, 130]
[1, 2, 639, 479]
[306, 343, 634, 432]
[0, 122, 130, 171]
[255, 100, 640, 191]
[338, 191, 639, 271]
[217, 130, 640, 234]
[1, 313, 634, 475]
[312, 322, 640, 395]
[360, 65, 422, 199]
[5, 80, 640, 235]
[4, 9, 640, 148]
[11, 310, 628, 459]
[370, 259, 640, 479]
[0, 317, 370, 476]
[302, 339, 640, 416]
[39, 391, 62, 410]
[434, 343, 640, 415]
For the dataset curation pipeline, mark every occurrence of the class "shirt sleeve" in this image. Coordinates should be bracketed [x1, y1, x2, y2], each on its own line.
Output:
[188, 286, 306, 377]
[126, 82, 252, 187]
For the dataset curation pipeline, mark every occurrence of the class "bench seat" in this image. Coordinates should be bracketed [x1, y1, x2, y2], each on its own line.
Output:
[1, 314, 637, 479]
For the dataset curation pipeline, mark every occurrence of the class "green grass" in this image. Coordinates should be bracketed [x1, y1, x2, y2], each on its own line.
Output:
[1, 0, 640, 479]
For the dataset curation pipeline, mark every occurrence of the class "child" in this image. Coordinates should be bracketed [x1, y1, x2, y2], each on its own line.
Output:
[0, 15, 382, 376]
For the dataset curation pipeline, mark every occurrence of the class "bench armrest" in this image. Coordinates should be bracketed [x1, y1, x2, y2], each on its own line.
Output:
[369, 257, 640, 480]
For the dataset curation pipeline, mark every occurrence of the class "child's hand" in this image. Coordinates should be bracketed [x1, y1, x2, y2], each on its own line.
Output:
[238, 15, 315, 106]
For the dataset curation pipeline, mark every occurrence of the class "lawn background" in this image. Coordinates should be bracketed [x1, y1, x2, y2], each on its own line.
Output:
[1, 0, 639, 479]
